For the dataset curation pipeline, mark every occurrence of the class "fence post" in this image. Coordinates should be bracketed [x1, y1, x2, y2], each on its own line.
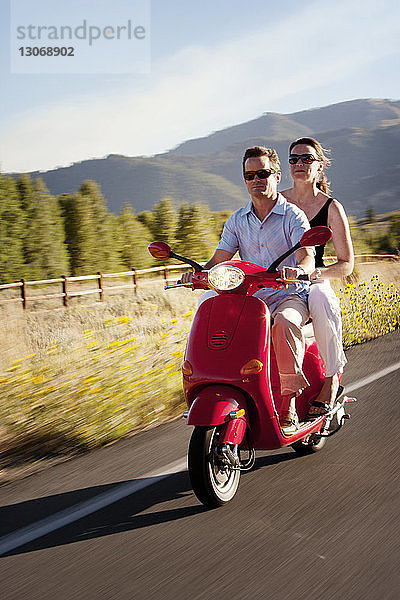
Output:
[62, 275, 68, 307]
[164, 266, 169, 287]
[132, 268, 137, 295]
[97, 272, 104, 301]
[20, 279, 26, 309]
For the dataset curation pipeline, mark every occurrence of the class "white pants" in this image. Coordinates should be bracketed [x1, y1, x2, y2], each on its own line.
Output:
[308, 280, 347, 377]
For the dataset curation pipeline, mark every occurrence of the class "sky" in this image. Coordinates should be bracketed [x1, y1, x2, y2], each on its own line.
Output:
[1, 0, 399, 173]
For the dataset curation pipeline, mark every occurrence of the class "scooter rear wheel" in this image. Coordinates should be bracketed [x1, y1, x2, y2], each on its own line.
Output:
[291, 418, 331, 454]
[291, 432, 327, 454]
[188, 426, 241, 508]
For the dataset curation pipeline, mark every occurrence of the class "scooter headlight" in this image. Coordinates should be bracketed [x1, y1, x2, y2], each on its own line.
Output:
[208, 265, 245, 291]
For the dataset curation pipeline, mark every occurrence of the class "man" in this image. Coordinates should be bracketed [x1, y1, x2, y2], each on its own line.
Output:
[181, 146, 314, 433]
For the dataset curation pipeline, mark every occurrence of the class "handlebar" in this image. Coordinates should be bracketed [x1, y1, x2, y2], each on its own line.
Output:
[165, 282, 193, 289]
[169, 270, 311, 292]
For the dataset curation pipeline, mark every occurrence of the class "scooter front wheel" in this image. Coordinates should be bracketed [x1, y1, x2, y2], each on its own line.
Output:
[188, 426, 241, 508]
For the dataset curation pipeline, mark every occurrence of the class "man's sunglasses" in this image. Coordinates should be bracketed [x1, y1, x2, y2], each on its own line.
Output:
[289, 153, 319, 164]
[243, 168, 276, 181]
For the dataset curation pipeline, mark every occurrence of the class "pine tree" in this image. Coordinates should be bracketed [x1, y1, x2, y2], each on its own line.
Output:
[17, 173, 38, 275]
[365, 206, 376, 223]
[60, 192, 96, 275]
[376, 215, 400, 253]
[78, 180, 121, 273]
[23, 179, 69, 279]
[152, 198, 178, 246]
[175, 203, 193, 257]
[388, 215, 400, 251]
[0, 174, 25, 283]
[117, 205, 152, 269]
[103, 213, 124, 272]
[176, 203, 218, 262]
[60, 181, 122, 275]
[137, 210, 156, 237]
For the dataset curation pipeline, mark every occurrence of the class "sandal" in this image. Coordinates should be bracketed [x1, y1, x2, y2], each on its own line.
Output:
[280, 410, 299, 434]
[306, 384, 345, 421]
[305, 401, 330, 421]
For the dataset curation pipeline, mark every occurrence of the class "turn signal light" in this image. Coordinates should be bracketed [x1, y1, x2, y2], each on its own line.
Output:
[229, 409, 245, 419]
[240, 359, 263, 375]
[182, 360, 193, 376]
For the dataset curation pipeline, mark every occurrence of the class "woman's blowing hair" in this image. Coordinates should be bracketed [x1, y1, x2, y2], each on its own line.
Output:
[289, 137, 332, 195]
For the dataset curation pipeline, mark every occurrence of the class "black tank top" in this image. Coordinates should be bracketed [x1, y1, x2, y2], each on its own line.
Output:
[309, 198, 333, 267]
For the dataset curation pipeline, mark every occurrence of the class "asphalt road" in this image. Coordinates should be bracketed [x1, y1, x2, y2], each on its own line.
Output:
[1, 330, 399, 600]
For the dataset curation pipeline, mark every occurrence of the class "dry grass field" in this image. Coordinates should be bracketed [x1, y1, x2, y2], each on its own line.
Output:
[0, 261, 399, 484]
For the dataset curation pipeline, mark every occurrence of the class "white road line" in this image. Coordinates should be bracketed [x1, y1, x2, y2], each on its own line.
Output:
[1, 360, 400, 556]
[344, 361, 400, 393]
[0, 457, 187, 557]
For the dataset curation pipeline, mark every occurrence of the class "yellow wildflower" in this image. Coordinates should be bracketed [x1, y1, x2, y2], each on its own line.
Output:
[135, 354, 150, 363]
[117, 316, 131, 324]
[87, 340, 99, 349]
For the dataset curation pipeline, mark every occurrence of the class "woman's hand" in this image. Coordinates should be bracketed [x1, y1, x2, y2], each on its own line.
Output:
[281, 266, 306, 281]
[310, 268, 322, 282]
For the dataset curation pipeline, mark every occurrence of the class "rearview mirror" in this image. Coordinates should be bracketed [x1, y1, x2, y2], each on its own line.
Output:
[148, 241, 172, 259]
[300, 226, 332, 247]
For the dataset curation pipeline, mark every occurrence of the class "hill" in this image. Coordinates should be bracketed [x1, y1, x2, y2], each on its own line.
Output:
[27, 155, 247, 213]
[169, 98, 400, 155]
[10, 98, 400, 218]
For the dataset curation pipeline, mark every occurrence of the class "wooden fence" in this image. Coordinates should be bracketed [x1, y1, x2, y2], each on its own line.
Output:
[0, 254, 398, 310]
[0, 263, 191, 309]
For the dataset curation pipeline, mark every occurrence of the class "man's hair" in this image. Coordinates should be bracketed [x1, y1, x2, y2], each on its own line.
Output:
[242, 146, 281, 174]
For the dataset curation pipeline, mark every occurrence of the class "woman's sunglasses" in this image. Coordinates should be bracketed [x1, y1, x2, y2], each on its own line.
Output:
[289, 153, 319, 165]
[243, 169, 276, 181]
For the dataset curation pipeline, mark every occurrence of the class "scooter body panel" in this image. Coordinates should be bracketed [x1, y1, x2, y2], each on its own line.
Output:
[183, 294, 319, 449]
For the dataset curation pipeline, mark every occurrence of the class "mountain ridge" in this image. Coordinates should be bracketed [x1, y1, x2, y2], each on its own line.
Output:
[168, 98, 400, 155]
[8, 98, 400, 218]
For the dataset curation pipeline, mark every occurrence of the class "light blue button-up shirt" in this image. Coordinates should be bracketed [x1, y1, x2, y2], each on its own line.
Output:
[216, 193, 312, 313]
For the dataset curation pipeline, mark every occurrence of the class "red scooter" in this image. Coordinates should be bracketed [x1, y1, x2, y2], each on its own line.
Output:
[148, 227, 356, 508]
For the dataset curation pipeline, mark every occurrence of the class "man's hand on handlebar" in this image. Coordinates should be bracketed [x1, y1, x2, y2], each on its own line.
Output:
[179, 271, 193, 285]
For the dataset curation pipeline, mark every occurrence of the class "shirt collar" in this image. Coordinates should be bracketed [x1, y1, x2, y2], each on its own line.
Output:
[243, 193, 287, 217]
[271, 193, 287, 215]
[243, 201, 253, 215]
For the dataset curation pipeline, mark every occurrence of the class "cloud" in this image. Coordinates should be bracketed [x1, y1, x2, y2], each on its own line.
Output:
[2, 0, 399, 172]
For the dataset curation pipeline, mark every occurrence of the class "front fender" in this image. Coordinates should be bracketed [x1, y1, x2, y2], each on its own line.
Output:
[187, 385, 247, 426]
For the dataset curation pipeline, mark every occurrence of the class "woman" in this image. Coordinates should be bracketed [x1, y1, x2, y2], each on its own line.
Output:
[281, 137, 354, 417]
